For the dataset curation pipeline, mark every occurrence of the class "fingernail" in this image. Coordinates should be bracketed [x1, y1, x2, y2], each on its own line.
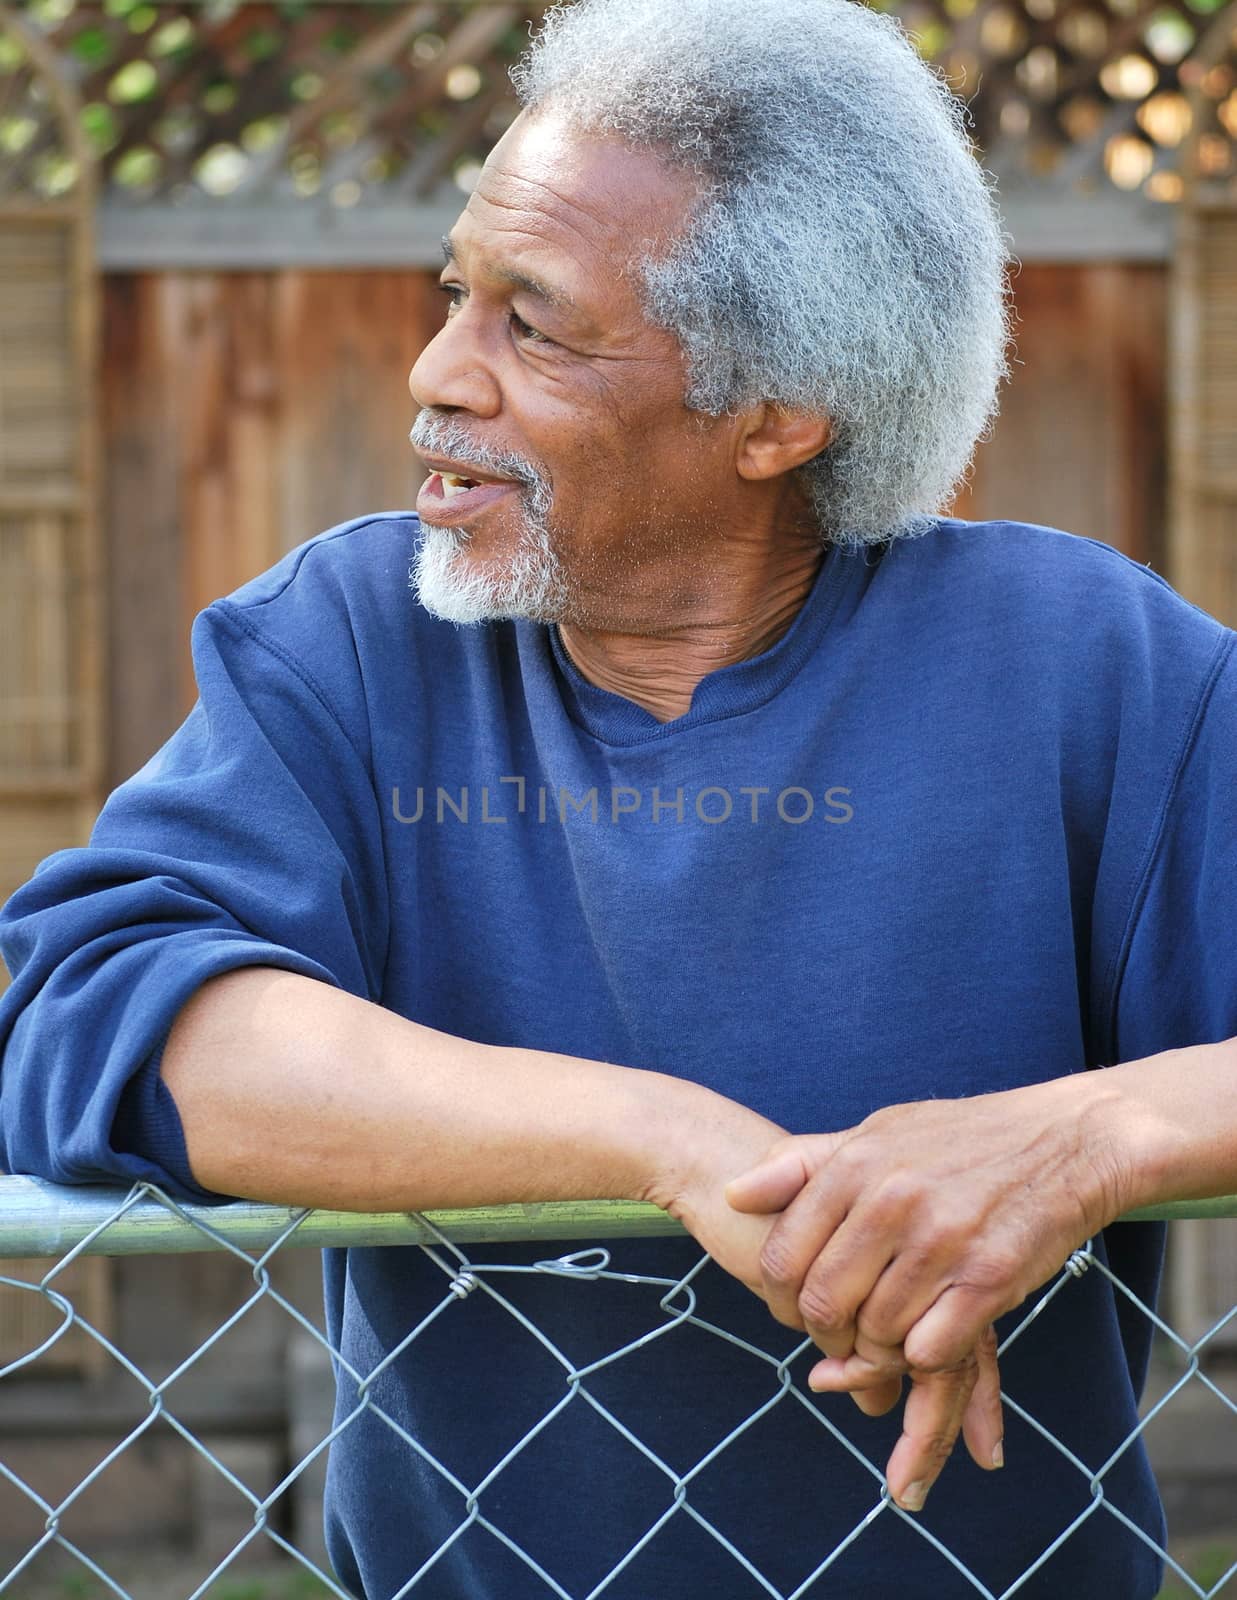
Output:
[992, 1440, 1004, 1469]
[900, 1480, 929, 1513]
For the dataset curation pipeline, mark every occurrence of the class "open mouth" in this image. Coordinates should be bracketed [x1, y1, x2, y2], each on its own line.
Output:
[416, 469, 520, 524]
[439, 471, 483, 500]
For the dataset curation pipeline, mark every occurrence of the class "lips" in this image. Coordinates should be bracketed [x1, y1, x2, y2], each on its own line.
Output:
[416, 469, 519, 524]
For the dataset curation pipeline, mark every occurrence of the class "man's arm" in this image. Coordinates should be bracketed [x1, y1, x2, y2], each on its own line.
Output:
[159, 963, 785, 1258]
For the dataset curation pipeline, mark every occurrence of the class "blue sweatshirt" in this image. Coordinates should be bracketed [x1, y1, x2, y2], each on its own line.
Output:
[2, 513, 1235, 1599]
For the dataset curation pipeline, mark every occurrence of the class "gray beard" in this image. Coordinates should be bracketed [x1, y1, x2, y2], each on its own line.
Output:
[408, 409, 566, 624]
[410, 510, 570, 625]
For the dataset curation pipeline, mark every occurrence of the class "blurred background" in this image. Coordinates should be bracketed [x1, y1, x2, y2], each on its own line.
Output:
[0, 0, 1236, 1593]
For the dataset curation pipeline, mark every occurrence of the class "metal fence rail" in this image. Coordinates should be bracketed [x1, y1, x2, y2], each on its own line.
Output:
[1, 1176, 1236, 1600]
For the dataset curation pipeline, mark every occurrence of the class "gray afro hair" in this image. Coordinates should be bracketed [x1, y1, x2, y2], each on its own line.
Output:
[509, 0, 1015, 548]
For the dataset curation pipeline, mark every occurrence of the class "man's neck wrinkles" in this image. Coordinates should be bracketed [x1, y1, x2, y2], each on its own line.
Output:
[556, 548, 825, 723]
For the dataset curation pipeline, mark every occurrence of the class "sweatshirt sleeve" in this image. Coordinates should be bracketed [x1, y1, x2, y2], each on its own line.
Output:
[0, 599, 390, 1205]
[1110, 630, 1237, 1064]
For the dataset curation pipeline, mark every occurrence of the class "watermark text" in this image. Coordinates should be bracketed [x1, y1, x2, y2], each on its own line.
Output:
[390, 779, 855, 826]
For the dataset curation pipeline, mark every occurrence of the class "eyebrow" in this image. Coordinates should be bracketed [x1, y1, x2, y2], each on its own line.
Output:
[441, 234, 579, 317]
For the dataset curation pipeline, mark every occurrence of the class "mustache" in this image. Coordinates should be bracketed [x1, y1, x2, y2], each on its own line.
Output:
[409, 411, 551, 495]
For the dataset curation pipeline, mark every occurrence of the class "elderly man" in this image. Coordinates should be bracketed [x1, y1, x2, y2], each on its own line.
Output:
[2, 0, 1235, 1594]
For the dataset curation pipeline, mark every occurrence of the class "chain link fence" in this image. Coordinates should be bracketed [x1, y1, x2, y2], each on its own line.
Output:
[1, 1175, 1236, 1600]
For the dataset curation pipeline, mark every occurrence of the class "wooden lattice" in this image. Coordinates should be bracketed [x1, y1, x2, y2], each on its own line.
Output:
[896, 0, 1237, 202]
[1, 1, 548, 207]
[0, 0, 1233, 211]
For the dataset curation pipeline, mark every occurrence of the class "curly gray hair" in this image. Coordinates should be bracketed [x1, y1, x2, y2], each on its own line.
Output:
[509, 0, 1015, 548]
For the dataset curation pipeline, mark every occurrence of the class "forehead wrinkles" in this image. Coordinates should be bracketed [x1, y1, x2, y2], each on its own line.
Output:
[462, 176, 642, 293]
[476, 162, 620, 232]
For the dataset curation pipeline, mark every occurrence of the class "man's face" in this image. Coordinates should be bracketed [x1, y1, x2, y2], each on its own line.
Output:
[408, 109, 747, 629]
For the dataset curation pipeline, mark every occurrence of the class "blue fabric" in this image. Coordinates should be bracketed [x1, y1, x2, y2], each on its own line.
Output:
[2, 511, 1235, 1599]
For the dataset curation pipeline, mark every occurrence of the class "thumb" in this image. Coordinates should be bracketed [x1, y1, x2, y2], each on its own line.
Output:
[725, 1135, 838, 1213]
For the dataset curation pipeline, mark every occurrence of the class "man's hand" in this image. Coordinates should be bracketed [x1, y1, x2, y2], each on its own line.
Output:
[720, 1077, 1133, 1512]
[645, 1095, 791, 1299]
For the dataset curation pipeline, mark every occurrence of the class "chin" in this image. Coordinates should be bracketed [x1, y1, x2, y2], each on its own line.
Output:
[411, 521, 570, 625]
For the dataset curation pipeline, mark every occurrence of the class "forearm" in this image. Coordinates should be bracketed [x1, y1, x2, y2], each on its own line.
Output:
[158, 966, 769, 1214]
[1078, 1037, 1237, 1214]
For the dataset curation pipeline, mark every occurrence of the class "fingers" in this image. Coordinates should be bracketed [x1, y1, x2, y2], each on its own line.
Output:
[763, 1196, 950, 1359]
[724, 1134, 840, 1215]
[877, 1328, 1002, 1514]
[903, 1281, 1004, 1372]
[763, 1218, 869, 1349]
[818, 1364, 905, 1417]
[960, 1323, 1004, 1472]
[805, 1325, 1004, 1506]
[850, 1376, 904, 1418]
[853, 1246, 963, 1351]
[807, 1327, 908, 1403]
[808, 1317, 1002, 1429]
[808, 1354, 905, 1407]
[884, 1356, 979, 1513]
[723, 1146, 810, 1215]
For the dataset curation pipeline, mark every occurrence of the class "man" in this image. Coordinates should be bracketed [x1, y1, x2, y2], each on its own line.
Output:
[1, 0, 1234, 1594]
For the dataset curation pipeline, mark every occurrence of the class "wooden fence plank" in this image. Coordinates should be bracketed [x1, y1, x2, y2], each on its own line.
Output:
[102, 274, 189, 792]
[274, 268, 440, 561]
[952, 263, 1167, 569]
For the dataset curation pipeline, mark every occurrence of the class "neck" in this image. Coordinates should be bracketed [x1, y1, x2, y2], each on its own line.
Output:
[556, 540, 827, 724]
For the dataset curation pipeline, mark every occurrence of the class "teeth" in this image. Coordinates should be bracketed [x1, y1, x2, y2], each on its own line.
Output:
[440, 471, 478, 499]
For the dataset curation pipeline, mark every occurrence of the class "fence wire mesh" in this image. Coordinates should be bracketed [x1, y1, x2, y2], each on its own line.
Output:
[1, 1177, 1236, 1600]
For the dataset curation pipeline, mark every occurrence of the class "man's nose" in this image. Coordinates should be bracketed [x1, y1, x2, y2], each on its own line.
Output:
[408, 310, 501, 418]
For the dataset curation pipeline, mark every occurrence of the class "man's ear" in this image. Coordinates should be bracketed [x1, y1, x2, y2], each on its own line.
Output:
[735, 403, 832, 483]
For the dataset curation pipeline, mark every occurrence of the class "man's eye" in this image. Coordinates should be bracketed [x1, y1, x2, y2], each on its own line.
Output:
[511, 311, 553, 347]
[436, 283, 554, 348]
